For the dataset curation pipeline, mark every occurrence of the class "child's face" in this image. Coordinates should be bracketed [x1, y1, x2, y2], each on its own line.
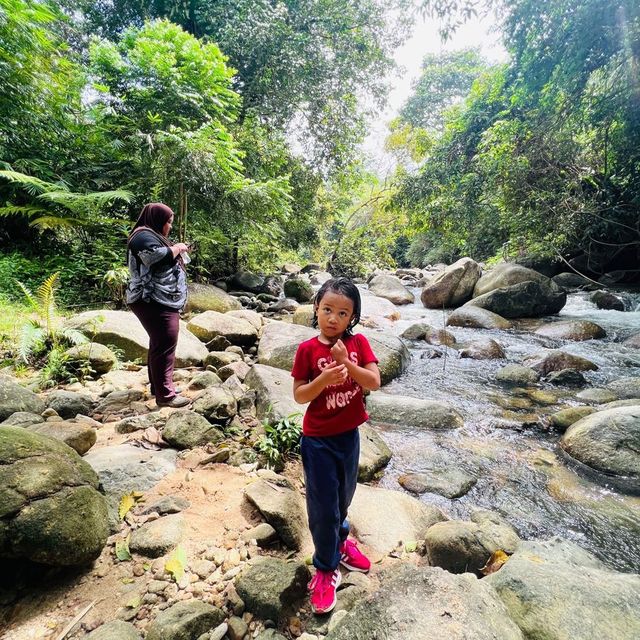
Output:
[315, 290, 354, 341]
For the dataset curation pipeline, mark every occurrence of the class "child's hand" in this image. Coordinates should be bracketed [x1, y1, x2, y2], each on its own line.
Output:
[320, 360, 348, 386]
[330, 339, 349, 364]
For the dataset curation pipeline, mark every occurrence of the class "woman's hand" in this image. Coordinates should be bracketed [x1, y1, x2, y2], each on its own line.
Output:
[171, 243, 189, 259]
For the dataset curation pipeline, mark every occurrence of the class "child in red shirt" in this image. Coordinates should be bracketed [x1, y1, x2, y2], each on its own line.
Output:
[291, 277, 381, 614]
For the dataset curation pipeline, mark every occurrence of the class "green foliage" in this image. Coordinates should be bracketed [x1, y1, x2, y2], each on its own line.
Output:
[255, 414, 303, 470]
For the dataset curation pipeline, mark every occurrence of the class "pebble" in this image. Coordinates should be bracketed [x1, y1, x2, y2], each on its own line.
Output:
[142, 593, 160, 605]
[210, 622, 229, 640]
[132, 563, 145, 577]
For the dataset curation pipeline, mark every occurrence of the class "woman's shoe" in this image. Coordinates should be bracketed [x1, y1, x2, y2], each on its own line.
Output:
[156, 395, 190, 408]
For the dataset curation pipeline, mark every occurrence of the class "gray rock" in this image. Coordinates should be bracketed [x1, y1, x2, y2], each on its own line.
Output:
[231, 271, 265, 294]
[191, 386, 237, 424]
[534, 320, 606, 341]
[244, 473, 308, 550]
[283, 277, 314, 303]
[474, 263, 555, 297]
[28, 419, 96, 455]
[65, 342, 118, 375]
[459, 338, 505, 360]
[486, 538, 640, 640]
[368, 274, 414, 305]
[367, 393, 463, 429]
[95, 389, 144, 414]
[560, 406, 640, 489]
[546, 368, 587, 387]
[548, 406, 596, 432]
[241, 522, 278, 546]
[0, 374, 45, 421]
[227, 309, 263, 331]
[46, 390, 94, 420]
[245, 363, 304, 425]
[575, 388, 618, 404]
[142, 495, 190, 515]
[605, 376, 640, 399]
[425, 518, 520, 574]
[467, 280, 566, 318]
[129, 514, 185, 557]
[115, 413, 164, 434]
[325, 564, 524, 640]
[623, 332, 640, 348]
[421, 257, 482, 309]
[65, 310, 208, 367]
[162, 410, 225, 449]
[0, 426, 108, 565]
[185, 283, 242, 313]
[145, 600, 225, 640]
[269, 297, 299, 312]
[400, 322, 431, 340]
[0, 411, 44, 427]
[446, 305, 513, 329]
[235, 558, 310, 622]
[358, 424, 392, 482]
[217, 361, 250, 382]
[552, 272, 595, 291]
[204, 351, 242, 368]
[399, 468, 477, 499]
[227, 615, 248, 640]
[591, 290, 624, 311]
[310, 271, 333, 285]
[188, 371, 223, 390]
[188, 310, 258, 347]
[348, 484, 447, 555]
[523, 350, 598, 376]
[495, 365, 540, 385]
[292, 304, 314, 327]
[86, 620, 142, 640]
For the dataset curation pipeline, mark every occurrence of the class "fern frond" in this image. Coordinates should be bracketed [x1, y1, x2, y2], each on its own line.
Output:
[0, 204, 49, 219]
[0, 170, 64, 195]
[18, 322, 45, 363]
[29, 215, 85, 230]
[59, 328, 89, 346]
[15, 279, 39, 312]
[36, 272, 59, 332]
[39, 189, 133, 210]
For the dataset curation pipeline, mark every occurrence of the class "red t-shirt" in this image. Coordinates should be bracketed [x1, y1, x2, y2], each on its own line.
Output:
[291, 333, 378, 437]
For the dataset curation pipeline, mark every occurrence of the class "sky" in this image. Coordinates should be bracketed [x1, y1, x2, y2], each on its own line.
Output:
[363, 10, 509, 176]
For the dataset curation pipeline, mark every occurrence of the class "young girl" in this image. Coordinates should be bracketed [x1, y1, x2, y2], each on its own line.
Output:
[291, 277, 381, 614]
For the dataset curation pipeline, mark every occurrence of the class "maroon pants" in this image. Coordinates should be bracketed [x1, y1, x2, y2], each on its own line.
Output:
[129, 301, 179, 403]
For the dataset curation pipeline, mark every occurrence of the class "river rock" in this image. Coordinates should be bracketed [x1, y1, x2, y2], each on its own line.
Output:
[227, 309, 263, 332]
[187, 311, 258, 347]
[64, 342, 117, 375]
[459, 338, 505, 360]
[235, 558, 310, 622]
[283, 277, 314, 303]
[400, 322, 431, 340]
[244, 472, 308, 550]
[187, 370, 222, 390]
[310, 271, 332, 285]
[348, 484, 447, 555]
[446, 306, 513, 330]
[420, 257, 482, 309]
[192, 386, 237, 424]
[486, 537, 640, 640]
[591, 290, 624, 311]
[325, 563, 524, 640]
[399, 467, 477, 498]
[146, 600, 225, 640]
[0, 374, 45, 421]
[162, 410, 225, 449]
[358, 424, 392, 481]
[95, 389, 144, 414]
[605, 376, 640, 399]
[467, 280, 566, 318]
[474, 263, 554, 297]
[0, 411, 44, 427]
[523, 350, 598, 375]
[368, 274, 414, 305]
[425, 518, 520, 574]
[129, 514, 185, 557]
[65, 310, 208, 367]
[368, 393, 463, 429]
[495, 365, 540, 385]
[359, 291, 398, 323]
[623, 332, 640, 348]
[0, 425, 109, 565]
[560, 406, 640, 489]
[534, 320, 606, 341]
[86, 621, 142, 640]
[205, 351, 242, 369]
[217, 361, 250, 382]
[245, 364, 304, 425]
[575, 388, 618, 404]
[362, 330, 410, 385]
[292, 304, 314, 327]
[46, 390, 94, 419]
[546, 368, 587, 386]
[142, 495, 190, 516]
[425, 327, 456, 346]
[552, 272, 595, 291]
[231, 271, 265, 294]
[185, 283, 242, 313]
[548, 406, 596, 432]
[27, 419, 96, 455]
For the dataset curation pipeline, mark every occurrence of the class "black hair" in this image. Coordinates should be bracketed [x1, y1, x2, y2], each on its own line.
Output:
[312, 277, 361, 336]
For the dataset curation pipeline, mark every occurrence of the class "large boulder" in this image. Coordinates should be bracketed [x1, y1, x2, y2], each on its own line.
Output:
[534, 320, 606, 341]
[162, 410, 225, 449]
[367, 393, 463, 429]
[398, 468, 477, 499]
[0, 426, 109, 565]
[447, 306, 512, 330]
[605, 376, 640, 399]
[623, 333, 640, 349]
[348, 484, 447, 555]
[552, 271, 595, 291]
[421, 258, 482, 309]
[46, 389, 94, 419]
[27, 419, 97, 455]
[522, 350, 598, 376]
[368, 274, 414, 305]
[191, 386, 237, 424]
[244, 364, 304, 425]
[474, 263, 553, 297]
[0, 374, 45, 421]
[326, 564, 524, 640]
[230, 271, 265, 294]
[459, 338, 505, 360]
[283, 277, 314, 303]
[187, 310, 258, 347]
[129, 513, 185, 557]
[467, 280, 566, 318]
[560, 406, 640, 491]
[146, 601, 225, 640]
[486, 537, 640, 640]
[185, 282, 242, 313]
[358, 424, 392, 482]
[64, 342, 117, 375]
[360, 329, 410, 385]
[65, 310, 208, 367]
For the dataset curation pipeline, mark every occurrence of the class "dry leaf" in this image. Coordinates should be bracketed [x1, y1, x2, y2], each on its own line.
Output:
[115, 536, 131, 562]
[118, 491, 144, 520]
[480, 549, 509, 575]
[165, 545, 187, 582]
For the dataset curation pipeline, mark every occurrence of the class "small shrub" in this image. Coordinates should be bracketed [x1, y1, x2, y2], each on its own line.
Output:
[255, 413, 303, 470]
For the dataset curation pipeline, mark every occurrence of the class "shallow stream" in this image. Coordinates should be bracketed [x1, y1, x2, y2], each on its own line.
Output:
[371, 289, 640, 573]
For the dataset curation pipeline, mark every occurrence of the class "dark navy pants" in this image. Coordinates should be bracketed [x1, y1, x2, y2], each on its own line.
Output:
[301, 428, 360, 571]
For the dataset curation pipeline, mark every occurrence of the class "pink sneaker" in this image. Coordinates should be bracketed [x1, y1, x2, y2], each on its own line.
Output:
[339, 538, 370, 573]
[308, 567, 342, 614]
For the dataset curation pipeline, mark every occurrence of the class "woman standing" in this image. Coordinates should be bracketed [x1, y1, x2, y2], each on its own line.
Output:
[126, 203, 191, 408]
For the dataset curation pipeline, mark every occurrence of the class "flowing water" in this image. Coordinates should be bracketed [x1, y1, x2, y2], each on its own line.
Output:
[368, 289, 640, 573]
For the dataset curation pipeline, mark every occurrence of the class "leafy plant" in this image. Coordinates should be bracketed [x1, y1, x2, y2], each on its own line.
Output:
[255, 413, 303, 470]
